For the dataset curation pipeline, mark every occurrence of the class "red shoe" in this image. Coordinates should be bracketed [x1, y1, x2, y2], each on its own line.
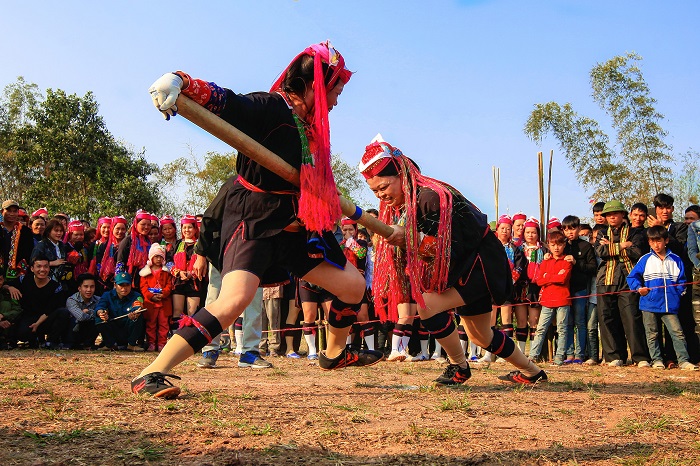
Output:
[131, 372, 181, 399]
[498, 370, 548, 385]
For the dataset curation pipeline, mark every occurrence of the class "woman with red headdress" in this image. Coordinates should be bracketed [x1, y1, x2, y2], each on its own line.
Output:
[132, 42, 382, 399]
[171, 215, 204, 318]
[115, 211, 152, 290]
[63, 220, 91, 295]
[359, 137, 547, 386]
[97, 216, 128, 290]
[518, 217, 546, 350]
[159, 216, 178, 267]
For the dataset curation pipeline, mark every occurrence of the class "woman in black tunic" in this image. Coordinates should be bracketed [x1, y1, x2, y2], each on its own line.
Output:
[359, 138, 547, 386]
[133, 42, 383, 398]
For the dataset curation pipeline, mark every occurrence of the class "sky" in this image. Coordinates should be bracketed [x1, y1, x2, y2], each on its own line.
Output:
[1, 1, 698, 221]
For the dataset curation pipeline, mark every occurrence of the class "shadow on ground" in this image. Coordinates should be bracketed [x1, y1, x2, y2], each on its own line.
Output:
[0, 426, 668, 465]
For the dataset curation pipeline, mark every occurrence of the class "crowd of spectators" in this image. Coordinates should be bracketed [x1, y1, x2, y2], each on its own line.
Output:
[1, 194, 699, 372]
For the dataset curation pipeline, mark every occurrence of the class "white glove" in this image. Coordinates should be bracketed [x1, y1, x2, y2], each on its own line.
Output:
[148, 73, 184, 120]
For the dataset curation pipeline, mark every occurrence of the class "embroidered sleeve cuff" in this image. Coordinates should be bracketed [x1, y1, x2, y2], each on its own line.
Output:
[180, 74, 227, 115]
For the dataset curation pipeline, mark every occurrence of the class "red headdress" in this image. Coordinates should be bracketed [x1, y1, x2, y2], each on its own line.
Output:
[95, 216, 112, 242]
[32, 207, 48, 218]
[512, 212, 527, 221]
[270, 41, 353, 234]
[497, 214, 513, 226]
[64, 220, 84, 243]
[359, 137, 454, 320]
[160, 215, 175, 226]
[524, 217, 540, 230]
[547, 217, 562, 231]
[340, 217, 357, 226]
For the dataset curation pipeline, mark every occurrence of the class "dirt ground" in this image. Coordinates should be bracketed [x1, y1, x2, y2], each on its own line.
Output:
[0, 349, 699, 466]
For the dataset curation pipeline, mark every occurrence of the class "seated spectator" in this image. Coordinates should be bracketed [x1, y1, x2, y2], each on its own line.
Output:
[6, 255, 70, 349]
[0, 269, 23, 349]
[66, 273, 101, 349]
[95, 272, 145, 351]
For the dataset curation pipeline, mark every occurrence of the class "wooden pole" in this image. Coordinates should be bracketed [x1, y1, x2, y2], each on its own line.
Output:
[493, 166, 500, 220]
[175, 95, 394, 239]
[538, 152, 545, 238]
[545, 150, 553, 233]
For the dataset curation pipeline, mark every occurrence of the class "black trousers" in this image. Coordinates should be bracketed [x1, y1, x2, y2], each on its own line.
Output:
[597, 284, 649, 363]
[13, 308, 71, 347]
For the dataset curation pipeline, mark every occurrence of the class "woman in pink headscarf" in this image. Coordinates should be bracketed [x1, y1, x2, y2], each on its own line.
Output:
[97, 216, 128, 289]
[115, 211, 152, 287]
[133, 42, 382, 399]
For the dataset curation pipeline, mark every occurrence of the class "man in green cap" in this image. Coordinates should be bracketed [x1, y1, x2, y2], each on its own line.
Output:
[594, 200, 650, 367]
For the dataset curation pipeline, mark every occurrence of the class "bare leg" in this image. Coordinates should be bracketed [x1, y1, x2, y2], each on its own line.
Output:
[186, 296, 200, 316]
[137, 271, 260, 378]
[172, 294, 185, 319]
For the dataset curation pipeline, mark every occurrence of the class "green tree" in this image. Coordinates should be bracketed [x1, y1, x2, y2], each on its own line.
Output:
[160, 149, 369, 216]
[525, 53, 680, 207]
[0, 77, 43, 201]
[332, 153, 368, 208]
[0, 78, 161, 220]
[159, 148, 238, 216]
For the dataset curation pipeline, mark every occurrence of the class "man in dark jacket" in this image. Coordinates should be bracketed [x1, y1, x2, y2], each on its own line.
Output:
[1, 200, 34, 281]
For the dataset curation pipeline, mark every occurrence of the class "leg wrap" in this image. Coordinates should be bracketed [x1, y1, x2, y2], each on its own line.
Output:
[502, 323, 514, 339]
[361, 322, 375, 337]
[302, 322, 316, 336]
[176, 308, 223, 353]
[392, 325, 405, 338]
[515, 327, 528, 342]
[234, 317, 243, 331]
[457, 324, 469, 341]
[421, 312, 457, 340]
[327, 297, 360, 329]
[485, 326, 515, 358]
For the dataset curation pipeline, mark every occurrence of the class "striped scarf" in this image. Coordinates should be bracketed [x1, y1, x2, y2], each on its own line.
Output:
[604, 224, 633, 285]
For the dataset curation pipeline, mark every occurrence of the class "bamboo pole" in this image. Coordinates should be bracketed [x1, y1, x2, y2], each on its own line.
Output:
[538, 151, 545, 238]
[545, 150, 553, 233]
[493, 166, 500, 220]
[175, 95, 394, 239]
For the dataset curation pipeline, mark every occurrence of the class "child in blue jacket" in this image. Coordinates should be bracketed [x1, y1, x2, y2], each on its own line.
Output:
[627, 226, 698, 370]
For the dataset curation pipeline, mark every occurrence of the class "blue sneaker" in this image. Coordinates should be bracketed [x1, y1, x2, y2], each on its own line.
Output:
[197, 350, 220, 368]
[307, 354, 319, 361]
[238, 351, 273, 369]
[286, 352, 301, 359]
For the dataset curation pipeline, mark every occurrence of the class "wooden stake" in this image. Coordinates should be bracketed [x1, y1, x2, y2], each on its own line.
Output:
[493, 166, 500, 220]
[538, 151, 545, 238]
[175, 95, 394, 239]
[545, 150, 553, 233]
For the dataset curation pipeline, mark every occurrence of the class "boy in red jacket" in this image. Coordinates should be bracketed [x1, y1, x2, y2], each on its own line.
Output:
[528, 230, 573, 364]
[140, 244, 173, 351]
